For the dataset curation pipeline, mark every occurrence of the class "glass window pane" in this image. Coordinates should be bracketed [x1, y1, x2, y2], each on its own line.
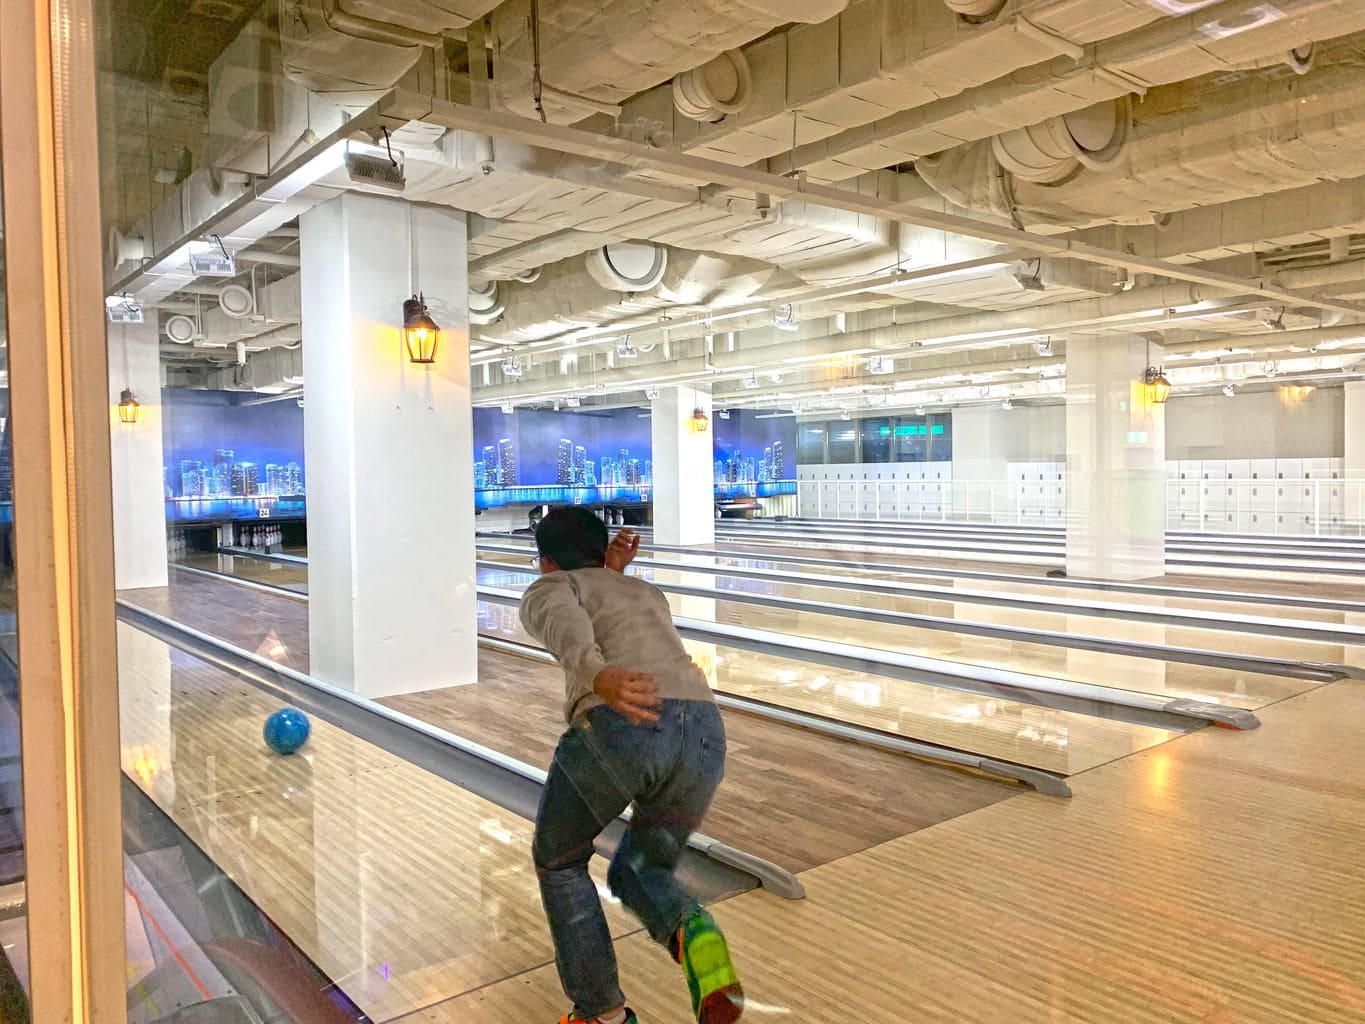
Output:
[798, 422, 827, 463]
[827, 421, 859, 463]
[860, 418, 891, 463]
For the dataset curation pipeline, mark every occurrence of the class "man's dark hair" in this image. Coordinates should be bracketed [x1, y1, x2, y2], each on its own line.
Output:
[534, 506, 609, 570]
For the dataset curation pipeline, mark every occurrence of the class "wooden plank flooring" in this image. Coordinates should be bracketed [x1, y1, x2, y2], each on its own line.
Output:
[117, 621, 640, 1024]
[122, 573, 1020, 873]
[391, 678, 1365, 1024]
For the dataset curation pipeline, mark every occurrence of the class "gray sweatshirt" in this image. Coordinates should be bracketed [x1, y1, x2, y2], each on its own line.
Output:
[519, 567, 716, 723]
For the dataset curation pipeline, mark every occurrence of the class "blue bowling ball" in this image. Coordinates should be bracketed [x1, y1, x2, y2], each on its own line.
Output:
[263, 707, 311, 755]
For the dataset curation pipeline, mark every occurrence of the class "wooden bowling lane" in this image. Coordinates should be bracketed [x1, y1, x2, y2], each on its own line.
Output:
[116, 620, 638, 1024]
[150, 565, 1190, 776]
[471, 564, 1320, 713]
[393, 678, 1365, 1024]
[477, 534, 1365, 621]
[120, 573, 1022, 872]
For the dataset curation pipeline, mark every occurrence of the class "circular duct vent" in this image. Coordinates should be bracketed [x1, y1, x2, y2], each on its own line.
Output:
[1286, 43, 1315, 75]
[585, 242, 667, 293]
[992, 97, 1131, 184]
[672, 50, 752, 123]
[942, 0, 1007, 20]
[514, 268, 542, 284]
[470, 281, 505, 325]
[164, 315, 199, 345]
[218, 284, 256, 319]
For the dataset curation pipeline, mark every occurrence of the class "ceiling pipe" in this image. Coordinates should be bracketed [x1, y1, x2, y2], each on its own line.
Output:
[391, 94, 1365, 321]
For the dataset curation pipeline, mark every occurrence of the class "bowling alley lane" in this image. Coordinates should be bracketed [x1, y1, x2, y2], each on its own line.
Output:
[116, 620, 638, 1024]
[476, 533, 1365, 624]
[133, 564, 1183, 779]
[471, 562, 1328, 711]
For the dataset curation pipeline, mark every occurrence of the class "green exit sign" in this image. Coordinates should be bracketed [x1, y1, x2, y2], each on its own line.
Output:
[878, 422, 945, 437]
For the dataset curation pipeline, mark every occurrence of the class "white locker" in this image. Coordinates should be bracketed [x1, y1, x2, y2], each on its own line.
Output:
[1226, 459, 1251, 480]
[1249, 458, 1276, 480]
[1275, 458, 1302, 480]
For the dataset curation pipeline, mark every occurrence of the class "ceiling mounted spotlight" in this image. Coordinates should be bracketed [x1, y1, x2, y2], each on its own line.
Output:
[771, 303, 799, 333]
[615, 337, 638, 358]
[1262, 308, 1287, 332]
[645, 384, 661, 400]
[717, 409, 730, 419]
[189, 235, 235, 278]
[768, 372, 783, 384]
[914, 405, 926, 416]
[501, 357, 524, 379]
[500, 401, 515, 414]
[1222, 385, 1236, 398]
[839, 411, 852, 421]
[105, 294, 143, 324]
[1001, 398, 1013, 410]
[1011, 260, 1045, 292]
[564, 396, 581, 408]
[1032, 338, 1052, 356]
[742, 372, 760, 389]
[1262, 360, 1279, 378]
[401, 293, 440, 364]
[868, 356, 893, 375]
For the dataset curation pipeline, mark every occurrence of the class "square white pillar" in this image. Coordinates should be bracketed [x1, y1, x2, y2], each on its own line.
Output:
[651, 385, 715, 546]
[109, 319, 168, 591]
[1346, 380, 1365, 479]
[1065, 335, 1166, 581]
[951, 405, 1012, 523]
[300, 193, 477, 698]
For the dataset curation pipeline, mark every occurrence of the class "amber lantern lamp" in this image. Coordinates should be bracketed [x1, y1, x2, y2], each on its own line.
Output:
[402, 293, 440, 364]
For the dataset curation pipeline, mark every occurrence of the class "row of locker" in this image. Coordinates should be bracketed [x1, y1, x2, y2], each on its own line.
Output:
[1169, 481, 1354, 512]
[797, 463, 954, 482]
[1168, 458, 1344, 481]
[1167, 509, 1355, 533]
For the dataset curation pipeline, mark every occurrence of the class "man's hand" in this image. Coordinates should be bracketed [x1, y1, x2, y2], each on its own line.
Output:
[605, 529, 641, 573]
[592, 665, 661, 725]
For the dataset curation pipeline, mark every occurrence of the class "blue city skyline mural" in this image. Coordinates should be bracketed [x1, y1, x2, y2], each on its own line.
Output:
[162, 389, 306, 522]
[713, 409, 796, 498]
[472, 406, 654, 508]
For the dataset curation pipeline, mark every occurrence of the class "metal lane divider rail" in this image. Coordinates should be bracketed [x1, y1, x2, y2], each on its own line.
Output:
[116, 599, 805, 901]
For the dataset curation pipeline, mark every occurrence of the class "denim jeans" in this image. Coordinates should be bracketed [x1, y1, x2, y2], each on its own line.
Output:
[532, 699, 727, 1019]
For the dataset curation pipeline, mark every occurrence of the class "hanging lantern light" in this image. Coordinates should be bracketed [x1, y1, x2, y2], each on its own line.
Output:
[402, 293, 440, 364]
[1142, 366, 1172, 405]
[691, 407, 710, 432]
[117, 388, 142, 424]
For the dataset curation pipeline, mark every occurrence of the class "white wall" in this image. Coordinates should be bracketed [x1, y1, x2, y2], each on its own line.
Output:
[1165, 387, 1345, 462]
[109, 320, 168, 591]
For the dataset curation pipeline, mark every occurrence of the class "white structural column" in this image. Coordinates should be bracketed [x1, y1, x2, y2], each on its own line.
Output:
[1346, 381, 1365, 479]
[1064, 334, 1166, 580]
[108, 319, 168, 590]
[951, 405, 1013, 523]
[652, 385, 715, 546]
[300, 193, 476, 698]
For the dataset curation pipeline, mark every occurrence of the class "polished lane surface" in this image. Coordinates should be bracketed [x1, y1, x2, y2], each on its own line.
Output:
[143, 566, 1187, 777]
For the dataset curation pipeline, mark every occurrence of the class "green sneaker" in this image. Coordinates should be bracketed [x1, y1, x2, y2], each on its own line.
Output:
[675, 910, 744, 1024]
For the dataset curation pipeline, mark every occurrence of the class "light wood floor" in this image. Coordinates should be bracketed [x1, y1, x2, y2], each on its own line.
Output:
[117, 621, 640, 1024]
[392, 678, 1365, 1024]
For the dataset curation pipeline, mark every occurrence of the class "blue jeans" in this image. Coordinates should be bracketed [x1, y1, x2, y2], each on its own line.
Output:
[533, 699, 726, 1018]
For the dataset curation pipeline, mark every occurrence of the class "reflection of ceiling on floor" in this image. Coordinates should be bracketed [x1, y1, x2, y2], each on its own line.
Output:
[100, 0, 1365, 413]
